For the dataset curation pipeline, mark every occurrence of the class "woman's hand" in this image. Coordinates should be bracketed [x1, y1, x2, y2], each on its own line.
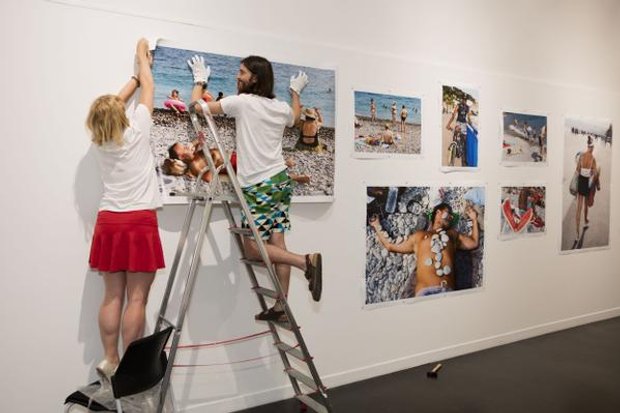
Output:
[369, 215, 381, 231]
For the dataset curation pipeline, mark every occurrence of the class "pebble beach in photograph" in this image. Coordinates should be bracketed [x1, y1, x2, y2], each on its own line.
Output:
[151, 108, 335, 201]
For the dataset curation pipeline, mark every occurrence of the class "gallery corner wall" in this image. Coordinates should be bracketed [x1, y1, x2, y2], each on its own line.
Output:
[1, 1, 619, 412]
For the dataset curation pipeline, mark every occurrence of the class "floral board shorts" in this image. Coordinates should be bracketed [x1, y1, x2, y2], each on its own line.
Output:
[241, 170, 292, 240]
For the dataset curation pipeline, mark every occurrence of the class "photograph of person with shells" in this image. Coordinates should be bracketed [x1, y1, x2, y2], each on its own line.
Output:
[366, 186, 485, 305]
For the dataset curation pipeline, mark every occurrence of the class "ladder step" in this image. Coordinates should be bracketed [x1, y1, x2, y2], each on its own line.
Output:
[264, 319, 294, 331]
[229, 226, 252, 236]
[169, 190, 208, 201]
[253, 287, 281, 299]
[295, 394, 329, 413]
[240, 258, 267, 267]
[286, 368, 318, 391]
[158, 317, 177, 330]
[274, 342, 307, 361]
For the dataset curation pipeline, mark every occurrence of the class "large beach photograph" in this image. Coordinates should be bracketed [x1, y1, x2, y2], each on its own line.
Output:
[561, 117, 612, 252]
[365, 185, 485, 306]
[501, 112, 547, 165]
[441, 85, 479, 169]
[499, 186, 546, 240]
[150, 42, 336, 203]
[353, 90, 421, 157]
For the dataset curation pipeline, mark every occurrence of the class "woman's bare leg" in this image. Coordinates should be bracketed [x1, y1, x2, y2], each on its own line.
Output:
[122, 272, 155, 350]
[99, 272, 127, 364]
[575, 194, 583, 238]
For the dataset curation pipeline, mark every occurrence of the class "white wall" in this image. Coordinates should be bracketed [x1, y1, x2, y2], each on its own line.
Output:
[1, 0, 619, 412]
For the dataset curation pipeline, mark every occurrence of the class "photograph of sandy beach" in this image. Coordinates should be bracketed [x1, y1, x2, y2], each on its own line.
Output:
[353, 90, 421, 157]
[365, 185, 485, 305]
[501, 112, 547, 165]
[150, 43, 336, 203]
[499, 186, 546, 240]
[441, 85, 479, 168]
[561, 117, 612, 252]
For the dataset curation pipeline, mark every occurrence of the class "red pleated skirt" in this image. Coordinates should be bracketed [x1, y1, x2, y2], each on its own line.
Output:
[89, 210, 165, 273]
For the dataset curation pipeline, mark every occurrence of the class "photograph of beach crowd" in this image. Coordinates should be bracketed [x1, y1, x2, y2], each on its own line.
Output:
[365, 185, 485, 305]
[150, 43, 336, 203]
[501, 112, 547, 165]
[441, 85, 479, 168]
[499, 186, 546, 240]
[353, 90, 421, 157]
[561, 118, 612, 252]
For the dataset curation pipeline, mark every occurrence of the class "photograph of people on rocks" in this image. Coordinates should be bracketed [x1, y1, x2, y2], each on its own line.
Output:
[150, 42, 336, 203]
[366, 185, 485, 305]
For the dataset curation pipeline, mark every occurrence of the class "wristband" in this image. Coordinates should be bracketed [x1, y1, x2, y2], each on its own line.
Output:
[131, 75, 140, 87]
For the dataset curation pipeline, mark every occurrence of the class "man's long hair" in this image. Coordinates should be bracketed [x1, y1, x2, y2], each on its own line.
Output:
[240, 55, 275, 99]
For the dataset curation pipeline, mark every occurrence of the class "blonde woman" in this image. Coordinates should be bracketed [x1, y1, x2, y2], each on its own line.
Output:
[85, 38, 164, 385]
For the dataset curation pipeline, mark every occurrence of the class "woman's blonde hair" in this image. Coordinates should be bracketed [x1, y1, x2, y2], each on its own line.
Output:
[86, 95, 129, 146]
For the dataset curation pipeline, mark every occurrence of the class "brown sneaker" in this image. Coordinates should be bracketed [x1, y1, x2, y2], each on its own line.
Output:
[305, 253, 322, 302]
[255, 307, 288, 323]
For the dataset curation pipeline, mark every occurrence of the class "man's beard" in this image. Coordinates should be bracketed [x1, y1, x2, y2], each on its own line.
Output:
[237, 80, 253, 94]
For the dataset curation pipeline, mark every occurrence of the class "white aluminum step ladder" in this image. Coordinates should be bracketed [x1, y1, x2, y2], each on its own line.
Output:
[154, 100, 332, 413]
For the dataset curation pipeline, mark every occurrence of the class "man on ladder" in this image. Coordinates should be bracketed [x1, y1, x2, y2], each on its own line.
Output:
[187, 54, 323, 322]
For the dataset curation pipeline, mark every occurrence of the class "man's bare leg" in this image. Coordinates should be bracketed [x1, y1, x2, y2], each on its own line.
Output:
[244, 236, 306, 272]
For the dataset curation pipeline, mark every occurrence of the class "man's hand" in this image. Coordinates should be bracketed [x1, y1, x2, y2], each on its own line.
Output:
[187, 55, 211, 84]
[289, 70, 309, 95]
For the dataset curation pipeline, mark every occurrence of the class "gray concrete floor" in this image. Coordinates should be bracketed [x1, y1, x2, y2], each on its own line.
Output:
[235, 316, 620, 413]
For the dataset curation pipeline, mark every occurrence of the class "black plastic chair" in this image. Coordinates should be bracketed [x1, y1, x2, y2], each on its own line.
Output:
[111, 327, 173, 413]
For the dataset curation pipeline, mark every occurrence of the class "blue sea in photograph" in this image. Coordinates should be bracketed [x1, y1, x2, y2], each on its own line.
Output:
[354, 90, 421, 124]
[152, 46, 336, 128]
[503, 112, 547, 131]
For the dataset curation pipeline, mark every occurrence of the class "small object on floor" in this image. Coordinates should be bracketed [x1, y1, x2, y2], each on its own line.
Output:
[427, 363, 443, 379]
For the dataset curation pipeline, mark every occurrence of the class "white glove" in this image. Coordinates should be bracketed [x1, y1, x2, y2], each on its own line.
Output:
[289, 70, 309, 95]
[187, 55, 211, 84]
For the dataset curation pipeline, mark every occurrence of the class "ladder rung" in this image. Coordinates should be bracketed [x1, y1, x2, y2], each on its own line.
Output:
[295, 394, 329, 413]
[169, 191, 208, 201]
[274, 342, 307, 361]
[269, 319, 294, 331]
[253, 287, 280, 299]
[286, 368, 318, 391]
[229, 226, 252, 236]
[240, 258, 267, 267]
[158, 317, 177, 330]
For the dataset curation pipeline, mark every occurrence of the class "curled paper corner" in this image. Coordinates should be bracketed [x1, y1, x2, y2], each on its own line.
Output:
[146, 36, 161, 50]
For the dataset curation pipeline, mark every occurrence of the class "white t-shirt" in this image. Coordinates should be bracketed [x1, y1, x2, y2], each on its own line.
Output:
[95, 103, 162, 211]
[220, 94, 294, 187]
